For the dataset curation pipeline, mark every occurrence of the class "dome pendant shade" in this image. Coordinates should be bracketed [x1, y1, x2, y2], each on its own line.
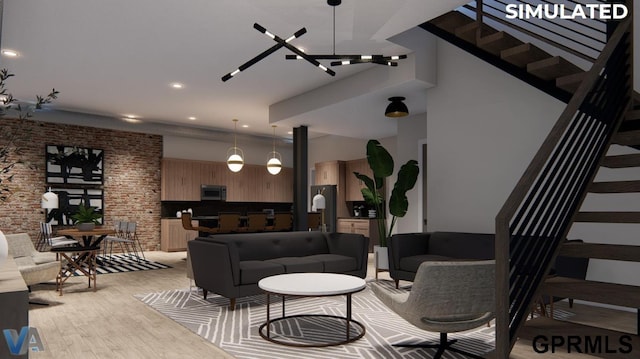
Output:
[385, 96, 409, 118]
[226, 119, 244, 172]
[266, 125, 282, 175]
[227, 148, 244, 172]
[267, 154, 282, 175]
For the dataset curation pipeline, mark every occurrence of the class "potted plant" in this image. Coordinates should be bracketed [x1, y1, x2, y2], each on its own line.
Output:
[354, 139, 419, 270]
[71, 202, 102, 231]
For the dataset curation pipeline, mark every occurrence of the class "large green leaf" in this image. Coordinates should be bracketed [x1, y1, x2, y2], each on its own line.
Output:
[366, 140, 393, 179]
[389, 160, 419, 218]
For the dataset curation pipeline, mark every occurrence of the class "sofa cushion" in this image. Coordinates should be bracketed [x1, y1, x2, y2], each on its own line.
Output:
[400, 254, 454, 273]
[305, 254, 358, 273]
[265, 257, 323, 273]
[239, 261, 285, 285]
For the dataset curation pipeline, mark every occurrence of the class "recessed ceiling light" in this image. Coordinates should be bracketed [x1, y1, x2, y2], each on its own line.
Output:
[2, 49, 19, 57]
[287, 131, 293, 135]
[242, 124, 249, 128]
[122, 114, 141, 123]
[170, 83, 184, 89]
[188, 116, 197, 120]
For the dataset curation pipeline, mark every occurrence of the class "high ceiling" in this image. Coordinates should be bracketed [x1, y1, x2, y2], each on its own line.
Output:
[0, 0, 466, 139]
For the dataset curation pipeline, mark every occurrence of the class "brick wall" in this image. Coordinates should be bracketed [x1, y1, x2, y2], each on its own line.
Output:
[0, 118, 163, 251]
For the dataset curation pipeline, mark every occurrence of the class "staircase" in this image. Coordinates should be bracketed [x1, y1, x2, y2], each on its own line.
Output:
[421, 1, 637, 357]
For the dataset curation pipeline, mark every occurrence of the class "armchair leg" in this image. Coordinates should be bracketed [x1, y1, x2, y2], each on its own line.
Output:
[228, 298, 236, 311]
[395, 279, 399, 289]
[203, 289, 208, 300]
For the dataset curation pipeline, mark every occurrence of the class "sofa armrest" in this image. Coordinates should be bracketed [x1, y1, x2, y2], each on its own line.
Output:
[326, 233, 368, 272]
[388, 233, 430, 270]
[188, 239, 239, 292]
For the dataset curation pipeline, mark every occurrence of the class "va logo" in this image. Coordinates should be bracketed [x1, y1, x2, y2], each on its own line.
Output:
[3, 327, 44, 355]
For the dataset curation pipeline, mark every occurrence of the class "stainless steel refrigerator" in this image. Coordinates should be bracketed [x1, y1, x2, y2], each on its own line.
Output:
[311, 185, 337, 232]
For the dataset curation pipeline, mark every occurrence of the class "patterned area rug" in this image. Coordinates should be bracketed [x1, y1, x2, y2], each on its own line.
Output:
[72, 254, 171, 275]
[136, 281, 496, 359]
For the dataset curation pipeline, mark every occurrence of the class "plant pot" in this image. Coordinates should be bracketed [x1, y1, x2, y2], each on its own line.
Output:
[77, 223, 96, 231]
[0, 230, 7, 269]
[374, 245, 389, 270]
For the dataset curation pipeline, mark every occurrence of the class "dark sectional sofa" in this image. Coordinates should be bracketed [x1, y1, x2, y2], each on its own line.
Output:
[188, 231, 369, 309]
[388, 231, 495, 288]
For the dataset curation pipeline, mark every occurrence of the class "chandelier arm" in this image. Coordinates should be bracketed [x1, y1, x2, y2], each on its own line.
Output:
[222, 43, 285, 82]
[221, 24, 308, 82]
[255, 23, 335, 76]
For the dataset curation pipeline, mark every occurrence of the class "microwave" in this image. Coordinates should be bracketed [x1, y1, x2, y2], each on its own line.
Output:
[201, 185, 227, 201]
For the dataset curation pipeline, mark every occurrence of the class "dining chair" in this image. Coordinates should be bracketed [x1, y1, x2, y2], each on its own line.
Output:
[38, 222, 78, 251]
[246, 212, 267, 232]
[218, 212, 242, 233]
[270, 212, 292, 232]
[307, 212, 322, 231]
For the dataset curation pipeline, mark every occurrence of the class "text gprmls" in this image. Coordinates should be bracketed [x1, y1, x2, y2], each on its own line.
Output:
[505, 3, 628, 20]
[532, 335, 633, 355]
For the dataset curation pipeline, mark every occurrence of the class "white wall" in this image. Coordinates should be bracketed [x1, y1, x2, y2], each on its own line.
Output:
[395, 112, 427, 234]
[425, 38, 564, 233]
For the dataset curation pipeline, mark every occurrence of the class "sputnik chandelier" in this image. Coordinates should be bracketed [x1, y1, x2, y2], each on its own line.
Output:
[221, 0, 407, 82]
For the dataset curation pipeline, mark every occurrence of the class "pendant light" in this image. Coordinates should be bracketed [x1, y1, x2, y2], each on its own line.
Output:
[226, 119, 244, 172]
[385, 97, 409, 118]
[267, 125, 282, 175]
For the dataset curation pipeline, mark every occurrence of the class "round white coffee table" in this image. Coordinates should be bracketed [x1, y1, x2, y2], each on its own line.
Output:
[258, 272, 366, 347]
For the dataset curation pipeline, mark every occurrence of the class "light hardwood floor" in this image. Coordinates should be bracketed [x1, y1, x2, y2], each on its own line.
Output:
[26, 251, 636, 359]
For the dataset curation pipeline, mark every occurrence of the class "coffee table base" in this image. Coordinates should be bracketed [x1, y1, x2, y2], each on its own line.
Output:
[258, 314, 366, 347]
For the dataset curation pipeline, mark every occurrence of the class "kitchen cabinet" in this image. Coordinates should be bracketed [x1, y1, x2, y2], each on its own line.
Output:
[161, 158, 293, 202]
[345, 158, 386, 201]
[337, 218, 379, 252]
[161, 158, 202, 201]
[314, 161, 349, 218]
[161, 218, 199, 251]
[346, 158, 370, 201]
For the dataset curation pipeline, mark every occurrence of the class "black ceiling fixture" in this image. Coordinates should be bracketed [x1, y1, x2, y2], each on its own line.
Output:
[385, 97, 409, 118]
[221, 0, 407, 82]
[286, 0, 408, 67]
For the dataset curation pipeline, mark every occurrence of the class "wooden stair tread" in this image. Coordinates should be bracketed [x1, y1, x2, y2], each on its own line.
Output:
[612, 130, 640, 146]
[602, 154, 640, 168]
[477, 31, 524, 56]
[527, 56, 584, 81]
[560, 242, 640, 262]
[429, 11, 475, 33]
[454, 22, 497, 45]
[517, 317, 640, 358]
[575, 211, 640, 223]
[543, 277, 640, 309]
[626, 110, 640, 121]
[557, 72, 587, 93]
[501, 43, 552, 68]
[589, 180, 640, 193]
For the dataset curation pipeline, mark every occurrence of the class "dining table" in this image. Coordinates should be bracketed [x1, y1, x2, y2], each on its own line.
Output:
[52, 227, 116, 295]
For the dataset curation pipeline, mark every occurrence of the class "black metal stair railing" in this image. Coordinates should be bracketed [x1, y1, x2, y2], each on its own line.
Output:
[494, 15, 632, 357]
[460, 0, 609, 63]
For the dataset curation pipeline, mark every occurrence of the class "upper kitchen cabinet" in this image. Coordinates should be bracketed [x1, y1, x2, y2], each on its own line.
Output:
[161, 158, 293, 202]
[345, 158, 370, 201]
[315, 160, 345, 185]
[161, 158, 202, 201]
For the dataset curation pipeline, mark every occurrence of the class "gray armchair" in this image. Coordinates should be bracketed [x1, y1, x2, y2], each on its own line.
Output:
[371, 260, 495, 359]
[6, 233, 60, 290]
